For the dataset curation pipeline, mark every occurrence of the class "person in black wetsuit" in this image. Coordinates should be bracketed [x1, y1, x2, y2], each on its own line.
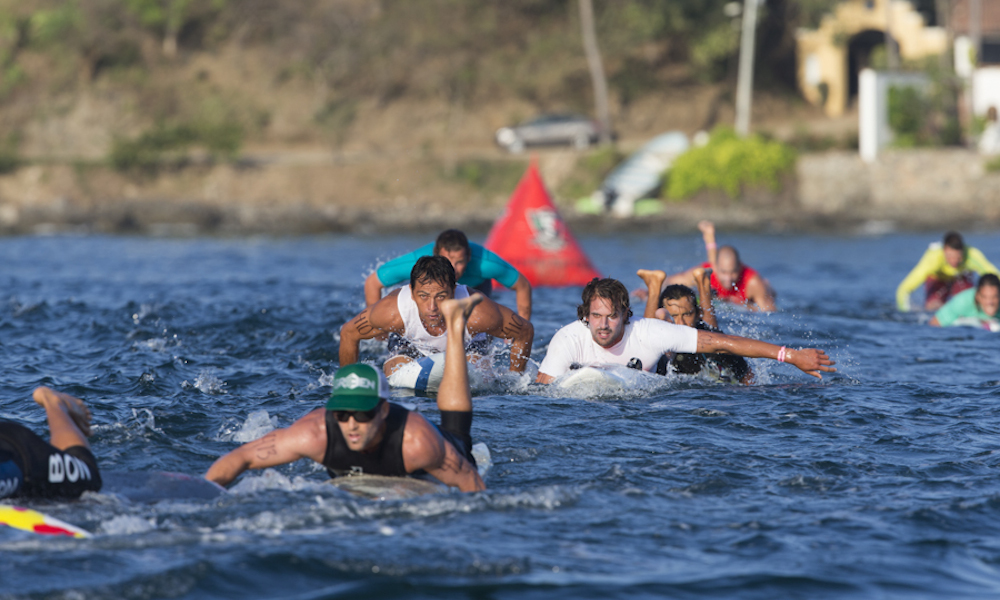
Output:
[637, 267, 754, 385]
[205, 295, 486, 492]
[0, 387, 102, 500]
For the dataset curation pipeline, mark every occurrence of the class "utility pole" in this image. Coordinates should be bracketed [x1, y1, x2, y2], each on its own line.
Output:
[734, 0, 759, 136]
[579, 0, 612, 144]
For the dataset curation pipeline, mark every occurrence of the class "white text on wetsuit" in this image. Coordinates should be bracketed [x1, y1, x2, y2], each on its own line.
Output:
[48, 454, 92, 483]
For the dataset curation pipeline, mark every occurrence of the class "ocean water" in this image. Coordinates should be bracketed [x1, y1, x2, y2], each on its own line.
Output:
[2, 230, 1000, 599]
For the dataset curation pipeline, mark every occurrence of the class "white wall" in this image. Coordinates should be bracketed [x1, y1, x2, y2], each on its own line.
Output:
[858, 68, 930, 163]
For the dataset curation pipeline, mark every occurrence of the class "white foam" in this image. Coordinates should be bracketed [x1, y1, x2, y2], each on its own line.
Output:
[231, 410, 279, 443]
[472, 442, 492, 478]
[102, 515, 156, 535]
[192, 370, 227, 395]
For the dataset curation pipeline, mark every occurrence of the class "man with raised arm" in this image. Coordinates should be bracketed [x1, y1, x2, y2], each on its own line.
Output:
[207, 295, 487, 492]
[365, 229, 533, 319]
[637, 267, 754, 384]
[342, 256, 533, 374]
[897, 231, 998, 312]
[663, 220, 776, 312]
[0, 387, 102, 499]
[535, 278, 834, 384]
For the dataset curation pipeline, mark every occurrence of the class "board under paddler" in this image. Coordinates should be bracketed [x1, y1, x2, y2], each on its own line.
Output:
[328, 474, 449, 500]
[386, 352, 446, 394]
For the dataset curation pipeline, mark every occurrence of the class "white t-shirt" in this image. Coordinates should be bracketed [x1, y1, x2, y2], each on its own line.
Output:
[538, 318, 700, 378]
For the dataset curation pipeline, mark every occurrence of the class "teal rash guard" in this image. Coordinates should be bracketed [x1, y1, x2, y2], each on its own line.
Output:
[375, 242, 521, 289]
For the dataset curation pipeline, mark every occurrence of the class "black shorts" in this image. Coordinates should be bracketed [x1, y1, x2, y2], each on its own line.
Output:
[387, 333, 492, 362]
[0, 421, 101, 499]
[436, 410, 476, 469]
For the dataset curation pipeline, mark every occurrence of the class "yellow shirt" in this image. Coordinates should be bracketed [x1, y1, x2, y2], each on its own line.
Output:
[896, 243, 998, 311]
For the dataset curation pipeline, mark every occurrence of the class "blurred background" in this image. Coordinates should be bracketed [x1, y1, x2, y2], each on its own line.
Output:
[0, 0, 991, 235]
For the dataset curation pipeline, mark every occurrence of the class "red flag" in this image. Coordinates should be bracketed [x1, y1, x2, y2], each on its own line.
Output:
[485, 163, 601, 287]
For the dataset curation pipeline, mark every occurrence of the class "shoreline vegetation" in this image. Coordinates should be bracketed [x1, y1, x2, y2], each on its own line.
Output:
[0, 1, 994, 236]
[0, 146, 997, 236]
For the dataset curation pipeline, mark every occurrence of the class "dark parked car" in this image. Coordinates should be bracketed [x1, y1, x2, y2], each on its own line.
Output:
[495, 113, 607, 153]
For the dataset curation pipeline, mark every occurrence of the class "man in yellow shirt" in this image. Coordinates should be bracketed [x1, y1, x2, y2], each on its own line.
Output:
[896, 232, 998, 312]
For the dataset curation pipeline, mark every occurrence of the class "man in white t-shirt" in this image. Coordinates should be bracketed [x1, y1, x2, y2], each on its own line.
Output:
[536, 278, 835, 384]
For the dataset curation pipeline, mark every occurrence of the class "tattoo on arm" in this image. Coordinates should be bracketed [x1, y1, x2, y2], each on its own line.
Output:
[353, 313, 375, 337]
[501, 314, 528, 339]
[254, 433, 278, 461]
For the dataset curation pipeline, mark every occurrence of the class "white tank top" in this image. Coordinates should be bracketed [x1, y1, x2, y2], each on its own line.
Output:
[396, 284, 474, 356]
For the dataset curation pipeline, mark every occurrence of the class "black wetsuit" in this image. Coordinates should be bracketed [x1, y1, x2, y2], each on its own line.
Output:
[0, 420, 102, 499]
[656, 322, 752, 384]
[322, 403, 475, 478]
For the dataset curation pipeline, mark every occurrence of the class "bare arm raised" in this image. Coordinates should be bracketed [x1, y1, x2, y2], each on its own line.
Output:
[699, 220, 718, 267]
[693, 267, 718, 328]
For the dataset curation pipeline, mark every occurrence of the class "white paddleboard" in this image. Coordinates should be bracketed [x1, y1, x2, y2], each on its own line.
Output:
[327, 474, 448, 500]
[387, 352, 446, 394]
[950, 317, 1000, 332]
[555, 364, 655, 390]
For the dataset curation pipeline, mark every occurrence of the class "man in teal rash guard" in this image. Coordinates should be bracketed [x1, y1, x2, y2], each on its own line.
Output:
[364, 229, 532, 319]
[929, 274, 1000, 330]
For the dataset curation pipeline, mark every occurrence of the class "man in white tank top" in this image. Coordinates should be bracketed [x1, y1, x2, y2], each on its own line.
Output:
[340, 256, 534, 375]
[536, 278, 836, 384]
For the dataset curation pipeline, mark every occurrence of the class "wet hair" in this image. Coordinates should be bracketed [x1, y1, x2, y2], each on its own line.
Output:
[433, 229, 471, 258]
[977, 273, 1000, 292]
[659, 284, 698, 308]
[943, 231, 965, 251]
[410, 255, 456, 290]
[577, 278, 632, 324]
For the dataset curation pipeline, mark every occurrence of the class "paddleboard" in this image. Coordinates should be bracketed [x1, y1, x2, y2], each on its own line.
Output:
[555, 364, 656, 390]
[950, 317, 1000, 332]
[327, 474, 448, 500]
[101, 470, 226, 503]
[387, 352, 445, 394]
[0, 505, 91, 538]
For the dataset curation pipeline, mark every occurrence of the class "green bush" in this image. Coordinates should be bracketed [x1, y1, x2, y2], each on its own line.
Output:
[109, 120, 243, 172]
[986, 156, 1000, 174]
[665, 127, 796, 200]
[444, 159, 527, 195]
[887, 85, 925, 147]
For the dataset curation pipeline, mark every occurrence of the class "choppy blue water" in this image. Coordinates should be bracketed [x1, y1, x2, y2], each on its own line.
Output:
[2, 230, 1000, 599]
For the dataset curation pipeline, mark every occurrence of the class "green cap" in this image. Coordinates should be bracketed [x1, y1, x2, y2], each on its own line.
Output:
[327, 363, 390, 411]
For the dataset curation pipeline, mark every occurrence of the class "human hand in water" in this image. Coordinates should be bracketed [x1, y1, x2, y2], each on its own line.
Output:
[786, 348, 837, 380]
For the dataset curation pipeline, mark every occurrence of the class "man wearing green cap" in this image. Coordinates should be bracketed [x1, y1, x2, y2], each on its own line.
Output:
[205, 295, 486, 492]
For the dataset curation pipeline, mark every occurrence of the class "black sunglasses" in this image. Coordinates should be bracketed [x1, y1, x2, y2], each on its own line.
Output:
[332, 400, 384, 424]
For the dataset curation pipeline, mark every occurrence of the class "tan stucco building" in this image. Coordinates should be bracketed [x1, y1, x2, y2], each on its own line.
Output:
[797, 0, 948, 116]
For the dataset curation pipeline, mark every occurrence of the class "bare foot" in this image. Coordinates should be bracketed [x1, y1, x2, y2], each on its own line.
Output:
[441, 294, 482, 331]
[33, 386, 92, 437]
[636, 269, 666, 294]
